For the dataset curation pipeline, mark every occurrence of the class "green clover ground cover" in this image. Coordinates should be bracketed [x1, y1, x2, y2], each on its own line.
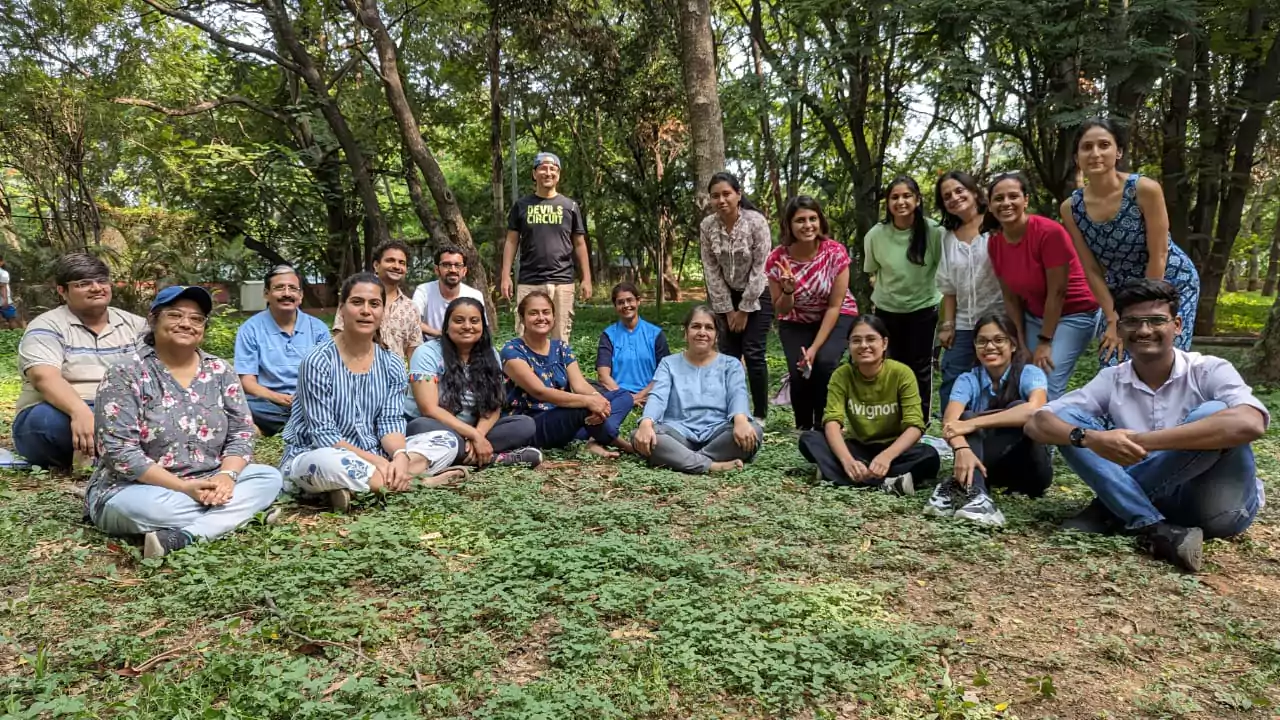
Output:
[0, 299, 1277, 719]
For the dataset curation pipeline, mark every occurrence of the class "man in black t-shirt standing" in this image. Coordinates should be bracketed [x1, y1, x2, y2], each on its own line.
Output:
[500, 151, 592, 343]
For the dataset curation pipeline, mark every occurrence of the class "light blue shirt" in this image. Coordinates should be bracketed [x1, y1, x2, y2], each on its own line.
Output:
[642, 353, 750, 442]
[233, 310, 331, 395]
[949, 363, 1048, 414]
[405, 339, 501, 424]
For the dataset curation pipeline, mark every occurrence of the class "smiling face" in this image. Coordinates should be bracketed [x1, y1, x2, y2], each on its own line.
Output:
[684, 311, 717, 353]
[265, 271, 301, 313]
[613, 290, 639, 323]
[151, 298, 207, 352]
[339, 282, 385, 340]
[708, 181, 741, 218]
[939, 178, 977, 220]
[989, 179, 1029, 228]
[445, 302, 484, 350]
[374, 248, 408, 287]
[848, 322, 888, 367]
[1076, 126, 1121, 176]
[1118, 299, 1180, 362]
[887, 183, 919, 226]
[533, 161, 560, 191]
[58, 276, 112, 315]
[790, 208, 822, 245]
[437, 252, 467, 289]
[521, 295, 555, 338]
[973, 321, 1015, 373]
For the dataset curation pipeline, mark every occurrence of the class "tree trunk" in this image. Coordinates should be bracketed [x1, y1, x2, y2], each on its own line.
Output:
[1263, 209, 1280, 296]
[488, 2, 505, 263]
[1195, 18, 1280, 334]
[1248, 246, 1262, 291]
[675, 0, 726, 213]
[1246, 290, 1280, 380]
[749, 0, 783, 219]
[349, 0, 488, 297]
[1162, 30, 1195, 253]
[1225, 261, 1239, 292]
[787, 32, 803, 200]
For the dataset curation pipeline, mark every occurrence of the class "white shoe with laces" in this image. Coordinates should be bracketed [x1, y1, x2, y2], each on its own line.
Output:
[923, 480, 958, 517]
[954, 489, 1006, 527]
[881, 472, 915, 496]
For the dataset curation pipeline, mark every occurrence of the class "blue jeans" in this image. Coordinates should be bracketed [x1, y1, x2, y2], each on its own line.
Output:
[92, 464, 283, 541]
[1056, 401, 1261, 538]
[938, 329, 976, 414]
[530, 388, 634, 449]
[247, 397, 292, 437]
[1024, 309, 1101, 399]
[12, 401, 87, 470]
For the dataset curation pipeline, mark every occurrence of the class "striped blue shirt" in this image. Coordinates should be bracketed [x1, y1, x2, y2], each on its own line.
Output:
[280, 340, 408, 470]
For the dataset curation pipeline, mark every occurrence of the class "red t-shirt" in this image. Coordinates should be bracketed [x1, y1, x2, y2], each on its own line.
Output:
[765, 239, 860, 323]
[988, 215, 1097, 318]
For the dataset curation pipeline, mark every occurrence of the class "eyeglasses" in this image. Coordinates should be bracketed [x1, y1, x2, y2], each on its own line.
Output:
[1117, 315, 1173, 331]
[974, 336, 1011, 349]
[849, 336, 882, 347]
[68, 278, 110, 290]
[270, 284, 302, 294]
[438, 262, 465, 270]
[159, 309, 208, 327]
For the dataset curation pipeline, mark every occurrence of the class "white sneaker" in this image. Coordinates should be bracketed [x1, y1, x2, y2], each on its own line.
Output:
[954, 490, 1006, 527]
[882, 472, 915, 496]
[923, 481, 957, 517]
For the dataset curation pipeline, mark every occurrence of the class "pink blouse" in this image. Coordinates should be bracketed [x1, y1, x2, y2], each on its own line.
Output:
[765, 238, 859, 323]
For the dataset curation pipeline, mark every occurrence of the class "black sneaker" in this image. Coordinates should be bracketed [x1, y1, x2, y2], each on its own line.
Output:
[494, 447, 543, 467]
[1061, 499, 1121, 535]
[1137, 522, 1204, 573]
[143, 529, 193, 559]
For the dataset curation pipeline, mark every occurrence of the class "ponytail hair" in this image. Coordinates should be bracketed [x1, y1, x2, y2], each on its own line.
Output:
[708, 171, 761, 214]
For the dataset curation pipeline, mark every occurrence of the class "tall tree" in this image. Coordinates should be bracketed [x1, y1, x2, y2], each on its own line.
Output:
[674, 0, 726, 211]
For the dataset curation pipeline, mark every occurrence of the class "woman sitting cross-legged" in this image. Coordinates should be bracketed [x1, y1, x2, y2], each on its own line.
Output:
[406, 297, 541, 468]
[281, 273, 464, 511]
[86, 286, 283, 559]
[502, 290, 634, 458]
[924, 312, 1053, 527]
[631, 305, 763, 474]
[798, 314, 940, 494]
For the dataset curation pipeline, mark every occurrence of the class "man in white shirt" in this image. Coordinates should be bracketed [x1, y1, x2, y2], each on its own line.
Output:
[1027, 279, 1268, 572]
[412, 246, 484, 338]
[0, 254, 21, 329]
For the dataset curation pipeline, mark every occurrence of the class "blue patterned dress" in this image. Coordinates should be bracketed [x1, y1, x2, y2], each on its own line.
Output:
[1070, 173, 1199, 361]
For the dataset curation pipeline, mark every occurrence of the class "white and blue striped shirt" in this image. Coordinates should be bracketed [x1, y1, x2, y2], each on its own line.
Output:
[281, 340, 408, 469]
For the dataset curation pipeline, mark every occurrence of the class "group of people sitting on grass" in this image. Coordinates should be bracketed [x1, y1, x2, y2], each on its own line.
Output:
[5, 130, 1269, 573]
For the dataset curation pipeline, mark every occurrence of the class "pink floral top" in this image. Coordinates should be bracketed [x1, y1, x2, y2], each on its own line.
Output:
[765, 238, 859, 323]
[86, 344, 256, 520]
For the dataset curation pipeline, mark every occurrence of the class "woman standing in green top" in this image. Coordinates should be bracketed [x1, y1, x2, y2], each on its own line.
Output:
[863, 175, 944, 420]
[798, 315, 940, 494]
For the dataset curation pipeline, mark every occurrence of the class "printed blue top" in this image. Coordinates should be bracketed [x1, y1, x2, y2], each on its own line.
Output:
[500, 338, 578, 414]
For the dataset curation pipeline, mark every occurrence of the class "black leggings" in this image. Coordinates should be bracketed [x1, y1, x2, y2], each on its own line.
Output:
[798, 431, 940, 488]
[960, 407, 1053, 497]
[778, 315, 855, 430]
[875, 305, 938, 421]
[717, 289, 774, 419]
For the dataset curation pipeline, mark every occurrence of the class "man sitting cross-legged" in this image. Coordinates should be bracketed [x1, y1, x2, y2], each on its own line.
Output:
[1026, 278, 1268, 573]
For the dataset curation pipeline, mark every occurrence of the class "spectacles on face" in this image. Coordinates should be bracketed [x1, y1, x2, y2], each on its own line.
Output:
[438, 262, 465, 270]
[849, 336, 882, 347]
[160, 309, 208, 327]
[270, 284, 301, 294]
[68, 278, 110, 291]
[1118, 315, 1173, 331]
[974, 336, 1011, 349]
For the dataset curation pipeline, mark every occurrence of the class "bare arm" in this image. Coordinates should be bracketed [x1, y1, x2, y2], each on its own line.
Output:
[410, 376, 484, 442]
[573, 234, 592, 288]
[1135, 405, 1266, 451]
[565, 360, 599, 397]
[421, 321, 441, 337]
[768, 276, 794, 317]
[824, 420, 856, 465]
[1024, 408, 1077, 445]
[997, 278, 1027, 349]
[501, 230, 519, 281]
[26, 365, 93, 420]
[503, 358, 594, 408]
[1135, 177, 1172, 280]
[239, 374, 289, 405]
[1038, 264, 1070, 339]
[964, 388, 1048, 430]
[810, 268, 851, 357]
[1062, 200, 1117, 326]
[876, 426, 925, 466]
[596, 365, 621, 392]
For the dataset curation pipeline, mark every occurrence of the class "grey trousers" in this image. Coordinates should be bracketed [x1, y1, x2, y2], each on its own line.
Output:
[633, 420, 763, 474]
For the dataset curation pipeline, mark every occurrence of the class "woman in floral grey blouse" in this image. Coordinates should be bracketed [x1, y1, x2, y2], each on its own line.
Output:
[86, 286, 282, 559]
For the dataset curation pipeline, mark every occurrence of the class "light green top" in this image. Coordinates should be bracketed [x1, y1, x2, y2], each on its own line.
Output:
[822, 358, 924, 444]
[863, 218, 944, 313]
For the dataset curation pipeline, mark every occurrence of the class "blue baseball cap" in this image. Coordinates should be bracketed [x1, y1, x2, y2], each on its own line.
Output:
[151, 285, 213, 315]
[533, 152, 561, 170]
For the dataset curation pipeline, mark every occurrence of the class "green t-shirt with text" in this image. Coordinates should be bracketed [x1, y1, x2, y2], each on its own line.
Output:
[822, 358, 924, 444]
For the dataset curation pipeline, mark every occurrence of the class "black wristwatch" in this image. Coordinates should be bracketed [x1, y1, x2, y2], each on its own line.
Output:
[1037, 333, 1054, 345]
[1069, 427, 1088, 448]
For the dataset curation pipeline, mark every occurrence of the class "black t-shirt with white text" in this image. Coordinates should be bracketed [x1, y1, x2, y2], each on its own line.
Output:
[508, 193, 586, 284]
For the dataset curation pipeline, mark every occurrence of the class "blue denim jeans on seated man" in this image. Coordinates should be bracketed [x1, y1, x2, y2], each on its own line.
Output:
[1025, 309, 1101, 400]
[938, 328, 976, 415]
[1057, 400, 1261, 538]
[12, 401, 87, 470]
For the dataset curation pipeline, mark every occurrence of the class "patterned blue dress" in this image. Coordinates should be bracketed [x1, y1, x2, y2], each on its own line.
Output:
[1070, 173, 1199, 361]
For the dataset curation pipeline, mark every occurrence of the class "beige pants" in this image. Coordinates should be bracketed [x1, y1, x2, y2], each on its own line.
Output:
[515, 283, 576, 343]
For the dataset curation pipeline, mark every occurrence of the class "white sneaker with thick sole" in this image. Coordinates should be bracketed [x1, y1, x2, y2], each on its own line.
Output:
[954, 490, 1006, 527]
[881, 472, 915, 496]
[923, 481, 957, 517]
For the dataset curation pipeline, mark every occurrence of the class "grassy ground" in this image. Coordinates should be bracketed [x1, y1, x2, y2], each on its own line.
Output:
[0, 301, 1277, 720]
[1214, 291, 1276, 336]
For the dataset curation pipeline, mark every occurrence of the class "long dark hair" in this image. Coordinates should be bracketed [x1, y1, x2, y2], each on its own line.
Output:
[780, 195, 831, 246]
[973, 312, 1026, 411]
[708, 171, 761, 214]
[934, 171, 987, 231]
[438, 297, 504, 417]
[882, 175, 928, 265]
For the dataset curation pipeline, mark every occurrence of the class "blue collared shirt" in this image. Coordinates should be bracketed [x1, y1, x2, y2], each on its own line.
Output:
[950, 363, 1048, 414]
[233, 310, 331, 395]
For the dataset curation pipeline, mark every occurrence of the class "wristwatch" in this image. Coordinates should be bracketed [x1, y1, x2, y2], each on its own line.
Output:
[214, 469, 240, 481]
[1069, 427, 1088, 448]
[1037, 334, 1054, 344]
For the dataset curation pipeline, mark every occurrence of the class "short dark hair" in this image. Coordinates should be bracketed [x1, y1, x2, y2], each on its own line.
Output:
[55, 253, 110, 288]
[434, 246, 466, 265]
[611, 282, 640, 303]
[372, 239, 410, 263]
[1113, 278, 1179, 317]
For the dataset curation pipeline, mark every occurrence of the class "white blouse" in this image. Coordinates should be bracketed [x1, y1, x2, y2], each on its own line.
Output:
[935, 230, 1003, 331]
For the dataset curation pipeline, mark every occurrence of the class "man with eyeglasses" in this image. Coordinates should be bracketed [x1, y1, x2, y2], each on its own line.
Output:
[1027, 278, 1268, 573]
[13, 253, 146, 470]
[234, 265, 331, 436]
[412, 246, 485, 339]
